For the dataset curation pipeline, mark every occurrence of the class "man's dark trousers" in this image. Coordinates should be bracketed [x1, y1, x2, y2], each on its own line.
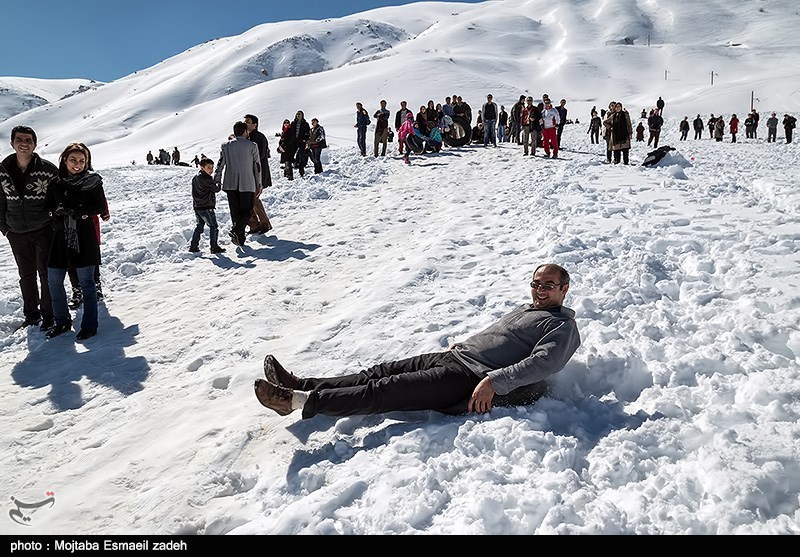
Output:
[226, 190, 254, 242]
[7, 226, 54, 323]
[301, 352, 480, 418]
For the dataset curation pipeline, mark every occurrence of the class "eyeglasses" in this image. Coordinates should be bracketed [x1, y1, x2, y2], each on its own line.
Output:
[530, 281, 565, 291]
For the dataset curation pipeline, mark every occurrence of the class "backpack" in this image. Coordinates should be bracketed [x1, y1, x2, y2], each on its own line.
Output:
[788, 116, 797, 129]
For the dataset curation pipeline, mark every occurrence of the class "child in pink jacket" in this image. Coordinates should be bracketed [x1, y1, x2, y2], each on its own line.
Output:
[398, 112, 415, 164]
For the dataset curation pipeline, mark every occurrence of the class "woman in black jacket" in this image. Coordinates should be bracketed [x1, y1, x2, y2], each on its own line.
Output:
[290, 111, 311, 177]
[44, 143, 108, 340]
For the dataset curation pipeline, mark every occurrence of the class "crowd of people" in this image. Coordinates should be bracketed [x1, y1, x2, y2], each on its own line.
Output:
[353, 94, 795, 167]
[145, 147, 185, 166]
[3, 95, 795, 345]
[354, 93, 569, 163]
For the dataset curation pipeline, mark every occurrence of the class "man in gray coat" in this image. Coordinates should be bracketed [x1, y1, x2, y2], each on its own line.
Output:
[214, 121, 261, 246]
[255, 263, 581, 418]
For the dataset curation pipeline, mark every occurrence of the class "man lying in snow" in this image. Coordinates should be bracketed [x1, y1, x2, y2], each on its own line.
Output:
[255, 263, 581, 419]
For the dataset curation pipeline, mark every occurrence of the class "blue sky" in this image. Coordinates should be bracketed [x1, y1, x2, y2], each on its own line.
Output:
[4, 0, 482, 82]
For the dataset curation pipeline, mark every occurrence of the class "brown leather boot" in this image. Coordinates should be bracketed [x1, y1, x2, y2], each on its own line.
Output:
[254, 379, 294, 416]
[263, 354, 301, 389]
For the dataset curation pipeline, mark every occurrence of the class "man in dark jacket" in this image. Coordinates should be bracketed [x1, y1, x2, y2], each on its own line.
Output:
[556, 99, 568, 148]
[510, 95, 525, 144]
[373, 100, 391, 157]
[255, 263, 581, 419]
[355, 102, 370, 156]
[679, 117, 690, 140]
[0, 126, 59, 330]
[394, 101, 412, 155]
[647, 110, 664, 148]
[751, 109, 760, 139]
[784, 114, 796, 143]
[656, 96, 665, 116]
[481, 94, 499, 147]
[244, 114, 273, 234]
[693, 114, 704, 139]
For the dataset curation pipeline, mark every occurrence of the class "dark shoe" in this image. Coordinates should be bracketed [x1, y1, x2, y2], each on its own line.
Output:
[21, 315, 41, 328]
[263, 354, 301, 389]
[210, 244, 226, 254]
[254, 379, 294, 416]
[39, 317, 54, 331]
[189, 244, 200, 253]
[228, 230, 240, 246]
[76, 328, 97, 341]
[68, 287, 83, 309]
[46, 322, 72, 339]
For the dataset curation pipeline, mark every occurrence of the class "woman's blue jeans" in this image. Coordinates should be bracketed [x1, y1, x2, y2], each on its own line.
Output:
[49, 266, 97, 330]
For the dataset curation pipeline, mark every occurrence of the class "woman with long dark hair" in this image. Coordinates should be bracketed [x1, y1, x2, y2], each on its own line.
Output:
[44, 143, 107, 340]
[608, 102, 633, 165]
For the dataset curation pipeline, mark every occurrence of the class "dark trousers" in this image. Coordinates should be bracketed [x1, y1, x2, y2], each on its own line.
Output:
[590, 129, 599, 143]
[225, 190, 254, 241]
[309, 146, 323, 173]
[301, 352, 481, 418]
[294, 146, 307, 177]
[787, 128, 794, 143]
[283, 146, 297, 180]
[767, 128, 777, 142]
[694, 129, 702, 139]
[648, 129, 660, 147]
[613, 148, 630, 164]
[6, 226, 54, 322]
[357, 127, 367, 155]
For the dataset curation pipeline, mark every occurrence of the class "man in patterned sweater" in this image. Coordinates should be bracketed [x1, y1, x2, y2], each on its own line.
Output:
[0, 126, 59, 330]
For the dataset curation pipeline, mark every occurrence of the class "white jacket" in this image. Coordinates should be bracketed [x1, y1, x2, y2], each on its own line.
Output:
[541, 107, 561, 129]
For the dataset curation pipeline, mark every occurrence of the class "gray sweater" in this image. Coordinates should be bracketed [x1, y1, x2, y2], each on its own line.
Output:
[450, 304, 581, 395]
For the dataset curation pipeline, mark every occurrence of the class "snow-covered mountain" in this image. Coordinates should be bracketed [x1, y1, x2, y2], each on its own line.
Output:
[0, 77, 102, 123]
[2, 0, 800, 536]
[0, 0, 798, 167]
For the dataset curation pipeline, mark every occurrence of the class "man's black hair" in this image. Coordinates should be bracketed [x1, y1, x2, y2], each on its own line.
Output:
[244, 114, 258, 126]
[533, 264, 570, 285]
[11, 125, 37, 145]
[233, 121, 248, 136]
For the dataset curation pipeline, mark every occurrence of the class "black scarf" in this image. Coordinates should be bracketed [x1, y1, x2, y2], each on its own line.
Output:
[612, 112, 630, 142]
[61, 171, 102, 253]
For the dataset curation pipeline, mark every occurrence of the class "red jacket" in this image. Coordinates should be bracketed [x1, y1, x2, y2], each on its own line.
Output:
[730, 117, 739, 134]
